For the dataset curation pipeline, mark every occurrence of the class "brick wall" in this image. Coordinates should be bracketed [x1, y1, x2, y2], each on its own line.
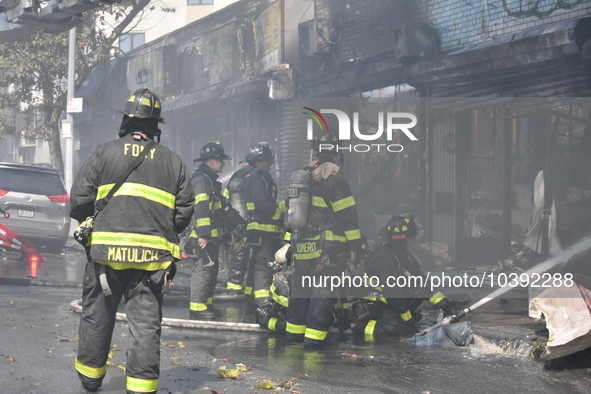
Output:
[416, 0, 591, 51]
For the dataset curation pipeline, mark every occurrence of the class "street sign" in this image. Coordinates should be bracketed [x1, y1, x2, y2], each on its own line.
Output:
[61, 118, 72, 139]
[67, 97, 83, 113]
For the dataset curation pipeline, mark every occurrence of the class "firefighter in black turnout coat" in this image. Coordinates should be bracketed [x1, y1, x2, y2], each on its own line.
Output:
[243, 142, 283, 307]
[70, 88, 194, 394]
[186, 141, 231, 320]
[352, 214, 458, 339]
[222, 162, 255, 296]
[285, 130, 368, 347]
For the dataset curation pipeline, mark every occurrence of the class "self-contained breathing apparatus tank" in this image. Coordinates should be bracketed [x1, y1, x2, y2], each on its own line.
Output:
[287, 169, 310, 231]
[228, 177, 248, 219]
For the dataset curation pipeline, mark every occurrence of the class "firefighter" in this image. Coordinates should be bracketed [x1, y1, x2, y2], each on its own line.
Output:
[285, 130, 369, 348]
[242, 142, 283, 307]
[70, 88, 194, 394]
[186, 141, 231, 320]
[351, 214, 459, 339]
[221, 161, 254, 297]
[255, 242, 292, 333]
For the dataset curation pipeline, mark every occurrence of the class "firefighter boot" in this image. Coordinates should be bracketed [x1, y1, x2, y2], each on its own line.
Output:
[189, 309, 216, 320]
[78, 372, 104, 392]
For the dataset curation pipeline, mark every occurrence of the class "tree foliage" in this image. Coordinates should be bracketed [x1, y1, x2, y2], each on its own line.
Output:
[0, 0, 173, 174]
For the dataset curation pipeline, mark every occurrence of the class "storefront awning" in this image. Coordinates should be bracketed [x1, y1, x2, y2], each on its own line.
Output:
[406, 18, 591, 93]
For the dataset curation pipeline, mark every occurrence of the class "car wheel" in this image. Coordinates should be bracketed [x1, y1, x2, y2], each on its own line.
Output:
[44, 239, 67, 254]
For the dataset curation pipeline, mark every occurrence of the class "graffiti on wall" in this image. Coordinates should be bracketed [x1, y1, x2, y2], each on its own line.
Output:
[501, 0, 584, 18]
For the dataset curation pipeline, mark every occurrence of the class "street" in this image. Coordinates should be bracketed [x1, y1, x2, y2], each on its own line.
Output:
[2, 245, 591, 393]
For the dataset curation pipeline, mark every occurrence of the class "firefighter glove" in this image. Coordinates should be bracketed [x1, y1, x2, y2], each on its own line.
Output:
[435, 298, 460, 317]
[255, 305, 273, 327]
[184, 237, 199, 256]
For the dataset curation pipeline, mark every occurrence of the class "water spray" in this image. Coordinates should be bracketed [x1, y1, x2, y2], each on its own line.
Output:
[421, 234, 591, 335]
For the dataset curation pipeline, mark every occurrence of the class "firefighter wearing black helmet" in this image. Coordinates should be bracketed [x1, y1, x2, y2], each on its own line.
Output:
[70, 88, 194, 393]
[186, 141, 231, 320]
[221, 161, 255, 297]
[242, 142, 283, 307]
[285, 129, 369, 348]
[351, 214, 459, 339]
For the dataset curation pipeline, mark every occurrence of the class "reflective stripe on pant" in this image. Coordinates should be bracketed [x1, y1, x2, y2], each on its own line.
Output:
[250, 234, 279, 305]
[190, 239, 220, 311]
[76, 261, 164, 391]
[226, 246, 251, 291]
[285, 297, 308, 342]
[353, 304, 415, 339]
[286, 254, 338, 345]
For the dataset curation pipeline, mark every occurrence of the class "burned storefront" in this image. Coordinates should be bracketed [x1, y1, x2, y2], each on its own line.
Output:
[75, 0, 591, 265]
[406, 17, 591, 265]
[293, 1, 591, 264]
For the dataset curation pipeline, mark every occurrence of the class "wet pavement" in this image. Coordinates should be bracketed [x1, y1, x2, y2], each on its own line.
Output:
[2, 241, 591, 393]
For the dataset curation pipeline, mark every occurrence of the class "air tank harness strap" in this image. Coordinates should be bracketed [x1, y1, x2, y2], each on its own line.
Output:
[98, 263, 113, 297]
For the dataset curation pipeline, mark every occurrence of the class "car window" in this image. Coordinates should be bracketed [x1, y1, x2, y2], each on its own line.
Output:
[0, 168, 66, 196]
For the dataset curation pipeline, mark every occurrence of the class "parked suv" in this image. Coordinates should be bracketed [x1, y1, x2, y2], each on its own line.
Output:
[0, 162, 70, 253]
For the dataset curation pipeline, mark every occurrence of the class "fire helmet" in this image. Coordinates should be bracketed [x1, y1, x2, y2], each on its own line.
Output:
[122, 88, 164, 122]
[378, 214, 424, 244]
[244, 142, 275, 164]
[194, 141, 231, 162]
[311, 129, 340, 152]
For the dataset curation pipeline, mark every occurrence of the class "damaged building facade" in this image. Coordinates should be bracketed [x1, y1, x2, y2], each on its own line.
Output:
[75, 0, 591, 265]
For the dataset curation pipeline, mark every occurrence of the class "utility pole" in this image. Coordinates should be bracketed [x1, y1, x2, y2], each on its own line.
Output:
[63, 27, 75, 192]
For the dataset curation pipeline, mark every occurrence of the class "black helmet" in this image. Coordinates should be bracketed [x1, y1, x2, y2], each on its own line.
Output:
[194, 141, 231, 162]
[311, 129, 340, 152]
[244, 142, 275, 164]
[378, 214, 423, 244]
[122, 88, 164, 122]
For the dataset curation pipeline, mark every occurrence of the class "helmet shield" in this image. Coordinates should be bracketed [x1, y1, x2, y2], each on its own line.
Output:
[311, 129, 340, 152]
[122, 88, 164, 122]
[378, 214, 423, 244]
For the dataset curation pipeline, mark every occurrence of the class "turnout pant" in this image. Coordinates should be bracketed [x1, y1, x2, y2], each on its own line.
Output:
[75, 261, 165, 394]
[353, 304, 413, 339]
[354, 298, 424, 339]
[190, 239, 220, 312]
[286, 260, 339, 346]
[225, 245, 253, 296]
[250, 233, 280, 306]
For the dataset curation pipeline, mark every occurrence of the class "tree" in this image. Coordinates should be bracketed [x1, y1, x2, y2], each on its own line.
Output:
[0, 0, 173, 174]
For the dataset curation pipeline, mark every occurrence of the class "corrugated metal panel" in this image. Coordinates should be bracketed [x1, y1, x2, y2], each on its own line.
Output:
[278, 101, 309, 201]
[430, 111, 457, 255]
[428, 62, 591, 98]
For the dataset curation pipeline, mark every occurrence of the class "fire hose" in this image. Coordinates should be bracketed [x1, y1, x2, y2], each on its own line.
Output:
[69, 298, 268, 332]
[421, 234, 591, 335]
